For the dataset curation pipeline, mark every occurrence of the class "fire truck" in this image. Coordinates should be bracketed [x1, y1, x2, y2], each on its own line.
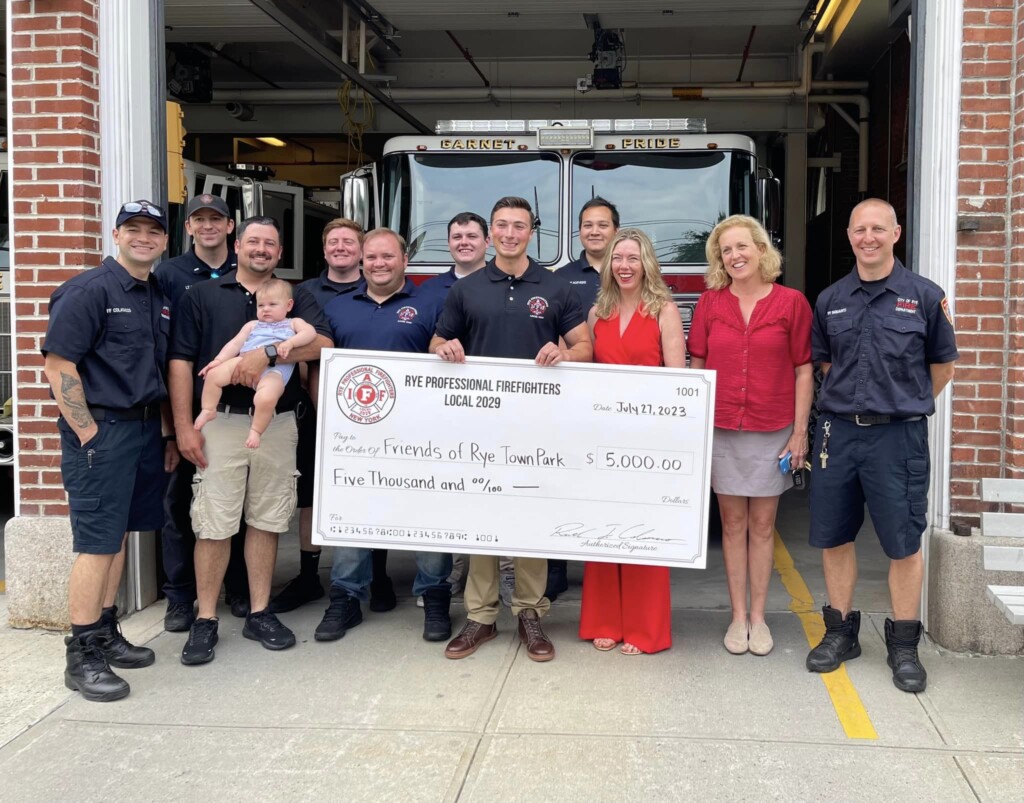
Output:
[340, 118, 780, 326]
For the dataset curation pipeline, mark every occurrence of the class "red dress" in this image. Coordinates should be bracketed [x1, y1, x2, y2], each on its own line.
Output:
[578, 310, 673, 654]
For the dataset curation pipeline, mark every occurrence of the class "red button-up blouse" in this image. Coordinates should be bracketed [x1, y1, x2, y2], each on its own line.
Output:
[687, 283, 812, 432]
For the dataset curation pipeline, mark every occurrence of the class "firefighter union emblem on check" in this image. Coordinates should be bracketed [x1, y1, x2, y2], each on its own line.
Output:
[337, 364, 397, 424]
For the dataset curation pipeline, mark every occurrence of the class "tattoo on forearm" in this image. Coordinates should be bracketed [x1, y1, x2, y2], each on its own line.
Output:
[60, 372, 94, 428]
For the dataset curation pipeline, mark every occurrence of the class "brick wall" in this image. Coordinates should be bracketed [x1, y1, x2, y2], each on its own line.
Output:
[952, 0, 1023, 528]
[10, 0, 101, 517]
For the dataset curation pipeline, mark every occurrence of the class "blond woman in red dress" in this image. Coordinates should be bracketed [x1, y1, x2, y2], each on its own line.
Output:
[688, 215, 813, 657]
[578, 229, 685, 655]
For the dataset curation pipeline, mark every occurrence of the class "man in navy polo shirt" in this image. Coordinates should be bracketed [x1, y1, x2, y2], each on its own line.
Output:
[557, 196, 619, 311]
[170, 216, 333, 665]
[313, 227, 453, 643]
[43, 200, 176, 701]
[269, 218, 367, 615]
[420, 211, 490, 300]
[806, 199, 957, 693]
[431, 196, 592, 663]
[154, 193, 248, 633]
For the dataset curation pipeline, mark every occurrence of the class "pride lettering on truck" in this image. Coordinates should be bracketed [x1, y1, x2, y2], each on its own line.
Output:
[340, 118, 780, 330]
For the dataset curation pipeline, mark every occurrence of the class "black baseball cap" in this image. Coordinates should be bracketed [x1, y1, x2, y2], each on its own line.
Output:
[115, 200, 167, 232]
[186, 193, 231, 218]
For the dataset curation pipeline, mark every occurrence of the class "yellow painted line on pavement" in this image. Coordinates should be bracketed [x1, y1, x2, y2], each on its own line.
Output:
[0, 579, 5, 593]
[773, 529, 878, 740]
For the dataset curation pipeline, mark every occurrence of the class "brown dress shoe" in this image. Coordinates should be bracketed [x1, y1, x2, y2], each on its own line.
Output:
[518, 610, 555, 662]
[444, 620, 497, 659]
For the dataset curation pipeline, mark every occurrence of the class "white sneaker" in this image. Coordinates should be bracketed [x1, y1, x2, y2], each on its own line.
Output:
[416, 595, 424, 608]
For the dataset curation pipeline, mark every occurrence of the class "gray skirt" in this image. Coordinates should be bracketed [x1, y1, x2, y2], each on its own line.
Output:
[711, 425, 794, 497]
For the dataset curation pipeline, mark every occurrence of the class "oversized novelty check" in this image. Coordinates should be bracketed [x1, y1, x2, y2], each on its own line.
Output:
[313, 350, 715, 568]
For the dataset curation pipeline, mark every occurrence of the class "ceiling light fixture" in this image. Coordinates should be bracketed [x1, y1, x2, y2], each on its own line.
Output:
[257, 137, 287, 147]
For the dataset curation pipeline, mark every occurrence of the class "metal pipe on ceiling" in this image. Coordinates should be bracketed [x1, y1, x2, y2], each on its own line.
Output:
[246, 0, 430, 133]
[809, 93, 870, 193]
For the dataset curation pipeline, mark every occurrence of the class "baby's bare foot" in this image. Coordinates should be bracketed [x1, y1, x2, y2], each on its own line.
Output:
[194, 409, 217, 431]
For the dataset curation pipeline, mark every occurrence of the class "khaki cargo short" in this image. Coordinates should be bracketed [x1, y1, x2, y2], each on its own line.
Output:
[191, 411, 299, 540]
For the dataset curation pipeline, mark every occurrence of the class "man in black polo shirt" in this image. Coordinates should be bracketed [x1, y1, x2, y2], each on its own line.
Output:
[169, 216, 333, 665]
[43, 200, 175, 701]
[806, 199, 958, 693]
[269, 218, 367, 614]
[154, 193, 247, 632]
[431, 196, 592, 662]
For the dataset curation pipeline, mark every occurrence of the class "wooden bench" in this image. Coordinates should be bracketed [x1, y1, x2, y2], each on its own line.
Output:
[981, 478, 1024, 625]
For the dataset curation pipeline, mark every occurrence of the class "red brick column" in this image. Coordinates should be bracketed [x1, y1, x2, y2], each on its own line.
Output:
[9, 0, 101, 517]
[951, 0, 1023, 528]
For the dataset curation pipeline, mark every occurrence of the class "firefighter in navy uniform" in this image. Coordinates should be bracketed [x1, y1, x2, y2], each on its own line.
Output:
[556, 197, 620, 311]
[42, 201, 175, 701]
[806, 199, 957, 693]
[154, 193, 248, 632]
[547, 197, 620, 601]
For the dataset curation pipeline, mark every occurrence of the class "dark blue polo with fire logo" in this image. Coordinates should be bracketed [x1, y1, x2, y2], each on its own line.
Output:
[324, 279, 443, 353]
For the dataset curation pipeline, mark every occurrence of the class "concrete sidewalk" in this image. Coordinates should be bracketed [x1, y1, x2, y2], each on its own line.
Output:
[1, 496, 1022, 801]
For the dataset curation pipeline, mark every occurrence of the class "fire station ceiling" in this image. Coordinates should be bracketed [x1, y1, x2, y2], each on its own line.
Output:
[162, 0, 903, 135]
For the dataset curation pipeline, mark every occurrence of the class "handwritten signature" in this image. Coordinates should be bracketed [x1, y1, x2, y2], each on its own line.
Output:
[548, 522, 685, 545]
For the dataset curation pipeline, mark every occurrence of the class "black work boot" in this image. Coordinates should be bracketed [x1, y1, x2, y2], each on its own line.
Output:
[885, 618, 928, 693]
[806, 606, 862, 672]
[422, 588, 453, 642]
[314, 588, 363, 642]
[65, 631, 130, 702]
[97, 607, 155, 669]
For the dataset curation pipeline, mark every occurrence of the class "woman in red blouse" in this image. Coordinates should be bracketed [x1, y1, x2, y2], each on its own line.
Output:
[579, 228, 685, 655]
[688, 215, 813, 656]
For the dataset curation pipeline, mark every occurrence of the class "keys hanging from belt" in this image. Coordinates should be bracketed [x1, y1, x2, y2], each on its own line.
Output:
[819, 419, 831, 469]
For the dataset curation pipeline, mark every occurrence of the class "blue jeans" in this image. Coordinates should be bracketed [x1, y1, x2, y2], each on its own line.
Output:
[330, 548, 452, 601]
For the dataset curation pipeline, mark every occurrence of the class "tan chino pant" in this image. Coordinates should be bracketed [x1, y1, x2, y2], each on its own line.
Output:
[464, 555, 550, 624]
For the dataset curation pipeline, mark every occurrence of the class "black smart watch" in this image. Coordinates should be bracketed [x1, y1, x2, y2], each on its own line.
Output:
[264, 344, 278, 367]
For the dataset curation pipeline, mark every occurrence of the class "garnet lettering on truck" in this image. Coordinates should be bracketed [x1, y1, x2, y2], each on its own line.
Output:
[440, 139, 518, 150]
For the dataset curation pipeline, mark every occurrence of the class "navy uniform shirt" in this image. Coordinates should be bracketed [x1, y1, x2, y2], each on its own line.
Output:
[435, 258, 586, 360]
[154, 249, 236, 311]
[418, 266, 458, 302]
[169, 273, 332, 411]
[812, 259, 958, 417]
[42, 257, 169, 408]
[556, 251, 601, 310]
[325, 279, 443, 353]
[295, 269, 361, 312]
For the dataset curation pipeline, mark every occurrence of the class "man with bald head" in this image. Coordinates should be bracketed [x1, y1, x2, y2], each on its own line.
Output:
[805, 199, 957, 693]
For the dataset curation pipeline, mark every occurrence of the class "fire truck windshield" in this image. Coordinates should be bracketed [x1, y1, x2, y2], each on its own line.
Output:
[381, 152, 561, 266]
[571, 150, 757, 265]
